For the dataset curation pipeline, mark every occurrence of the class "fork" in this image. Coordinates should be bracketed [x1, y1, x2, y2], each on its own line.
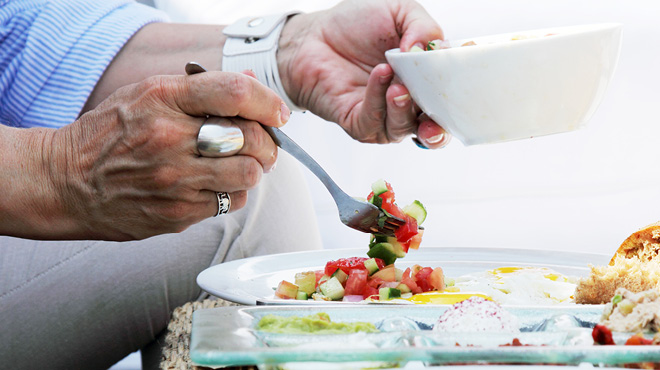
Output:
[260, 125, 405, 237]
[185, 62, 405, 236]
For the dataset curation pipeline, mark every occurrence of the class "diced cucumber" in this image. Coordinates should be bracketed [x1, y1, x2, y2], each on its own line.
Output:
[371, 179, 389, 196]
[410, 45, 425, 52]
[294, 271, 316, 295]
[332, 268, 349, 284]
[403, 200, 427, 225]
[385, 237, 407, 258]
[367, 242, 398, 266]
[316, 275, 331, 293]
[363, 258, 380, 275]
[319, 276, 345, 301]
[396, 283, 412, 294]
[369, 234, 389, 249]
[379, 287, 401, 300]
[296, 291, 308, 300]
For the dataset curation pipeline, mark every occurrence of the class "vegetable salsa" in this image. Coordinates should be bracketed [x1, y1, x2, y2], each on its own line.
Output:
[274, 180, 438, 302]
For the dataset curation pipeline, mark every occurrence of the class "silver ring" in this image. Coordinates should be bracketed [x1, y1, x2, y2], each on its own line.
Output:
[197, 117, 244, 158]
[214, 192, 231, 217]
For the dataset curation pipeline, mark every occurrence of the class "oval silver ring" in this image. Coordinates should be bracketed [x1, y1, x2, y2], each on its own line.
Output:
[197, 117, 244, 158]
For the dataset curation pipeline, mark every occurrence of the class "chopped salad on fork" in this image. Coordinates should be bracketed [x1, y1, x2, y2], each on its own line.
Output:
[275, 179, 434, 302]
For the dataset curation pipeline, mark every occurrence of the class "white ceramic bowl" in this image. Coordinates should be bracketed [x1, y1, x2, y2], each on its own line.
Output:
[385, 23, 623, 145]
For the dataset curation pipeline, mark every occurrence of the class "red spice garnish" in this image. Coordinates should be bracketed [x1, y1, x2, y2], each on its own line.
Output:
[592, 324, 615, 345]
[625, 334, 654, 346]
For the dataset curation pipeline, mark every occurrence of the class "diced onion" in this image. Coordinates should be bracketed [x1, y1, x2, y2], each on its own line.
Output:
[380, 282, 400, 289]
[342, 295, 364, 302]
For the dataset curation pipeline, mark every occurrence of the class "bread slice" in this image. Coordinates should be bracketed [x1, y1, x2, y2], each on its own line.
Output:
[574, 257, 660, 304]
[609, 221, 660, 264]
[574, 221, 660, 304]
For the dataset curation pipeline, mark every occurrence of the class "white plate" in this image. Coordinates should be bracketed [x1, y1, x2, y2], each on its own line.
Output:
[196, 247, 609, 305]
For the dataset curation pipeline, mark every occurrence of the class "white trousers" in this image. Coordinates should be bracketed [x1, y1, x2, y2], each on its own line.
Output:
[0, 152, 322, 370]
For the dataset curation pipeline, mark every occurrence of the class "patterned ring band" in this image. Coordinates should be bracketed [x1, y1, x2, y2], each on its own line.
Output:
[215, 192, 231, 217]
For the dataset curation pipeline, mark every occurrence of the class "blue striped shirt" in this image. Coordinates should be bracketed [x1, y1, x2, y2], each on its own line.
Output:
[0, 0, 168, 128]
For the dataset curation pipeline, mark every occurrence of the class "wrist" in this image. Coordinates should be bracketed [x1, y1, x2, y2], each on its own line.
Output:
[0, 126, 82, 239]
[277, 13, 307, 109]
[222, 11, 303, 111]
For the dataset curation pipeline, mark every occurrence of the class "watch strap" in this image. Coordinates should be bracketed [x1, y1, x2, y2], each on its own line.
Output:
[222, 11, 303, 111]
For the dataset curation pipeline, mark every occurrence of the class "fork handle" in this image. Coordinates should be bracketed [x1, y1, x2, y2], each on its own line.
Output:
[261, 125, 352, 205]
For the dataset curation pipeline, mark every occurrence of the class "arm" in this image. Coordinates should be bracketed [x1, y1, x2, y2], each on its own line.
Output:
[81, 22, 227, 112]
[0, 1, 285, 240]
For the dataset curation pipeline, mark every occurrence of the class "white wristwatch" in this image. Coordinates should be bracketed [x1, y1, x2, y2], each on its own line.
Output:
[222, 11, 303, 111]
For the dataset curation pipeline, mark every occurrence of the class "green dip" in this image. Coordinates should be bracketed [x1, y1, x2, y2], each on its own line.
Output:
[256, 312, 379, 334]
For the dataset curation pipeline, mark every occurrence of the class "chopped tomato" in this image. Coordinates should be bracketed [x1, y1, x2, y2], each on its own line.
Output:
[314, 270, 325, 287]
[363, 285, 379, 299]
[395, 215, 418, 243]
[411, 264, 424, 275]
[429, 267, 445, 291]
[324, 257, 384, 276]
[344, 269, 368, 296]
[415, 266, 434, 292]
[408, 230, 424, 250]
[379, 190, 395, 204]
[367, 277, 385, 289]
[401, 268, 422, 294]
[379, 194, 406, 219]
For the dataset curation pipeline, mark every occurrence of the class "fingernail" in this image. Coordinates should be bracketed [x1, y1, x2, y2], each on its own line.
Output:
[379, 73, 393, 84]
[280, 102, 290, 124]
[426, 133, 445, 144]
[412, 137, 429, 149]
[393, 94, 410, 108]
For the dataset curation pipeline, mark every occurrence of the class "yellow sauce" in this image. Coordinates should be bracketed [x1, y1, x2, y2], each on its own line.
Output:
[405, 291, 493, 305]
[490, 266, 524, 275]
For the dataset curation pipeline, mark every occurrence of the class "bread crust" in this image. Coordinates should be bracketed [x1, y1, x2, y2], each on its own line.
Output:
[610, 221, 660, 265]
[574, 221, 660, 304]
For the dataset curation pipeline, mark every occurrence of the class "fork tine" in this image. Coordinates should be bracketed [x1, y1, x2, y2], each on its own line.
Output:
[384, 217, 405, 228]
[372, 212, 405, 236]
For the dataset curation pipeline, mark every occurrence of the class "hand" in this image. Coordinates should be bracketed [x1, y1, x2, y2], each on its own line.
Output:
[278, 0, 450, 148]
[49, 72, 288, 240]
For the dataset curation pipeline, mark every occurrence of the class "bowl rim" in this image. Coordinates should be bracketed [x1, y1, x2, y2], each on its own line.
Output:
[385, 22, 623, 57]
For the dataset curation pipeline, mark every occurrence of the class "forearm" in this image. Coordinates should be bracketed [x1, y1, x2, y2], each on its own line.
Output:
[0, 125, 80, 239]
[83, 23, 227, 112]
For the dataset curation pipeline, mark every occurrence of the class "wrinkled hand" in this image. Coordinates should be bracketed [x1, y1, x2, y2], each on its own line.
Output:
[51, 72, 288, 240]
[278, 0, 450, 148]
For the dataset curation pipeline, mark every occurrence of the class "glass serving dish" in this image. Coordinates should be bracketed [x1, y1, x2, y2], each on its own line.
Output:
[190, 305, 660, 368]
